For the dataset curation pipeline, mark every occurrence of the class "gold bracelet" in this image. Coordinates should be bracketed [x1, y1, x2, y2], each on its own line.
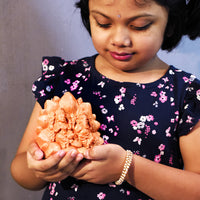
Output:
[115, 150, 133, 185]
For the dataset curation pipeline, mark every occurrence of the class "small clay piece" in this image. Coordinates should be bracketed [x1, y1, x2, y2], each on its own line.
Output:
[35, 92, 104, 158]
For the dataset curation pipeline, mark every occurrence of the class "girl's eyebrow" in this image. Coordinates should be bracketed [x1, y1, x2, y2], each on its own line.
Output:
[90, 10, 154, 21]
[90, 10, 110, 19]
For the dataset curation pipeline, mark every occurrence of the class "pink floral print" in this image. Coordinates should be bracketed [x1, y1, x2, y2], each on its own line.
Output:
[32, 55, 200, 200]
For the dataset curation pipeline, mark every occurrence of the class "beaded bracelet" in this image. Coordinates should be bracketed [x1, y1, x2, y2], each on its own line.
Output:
[115, 150, 133, 185]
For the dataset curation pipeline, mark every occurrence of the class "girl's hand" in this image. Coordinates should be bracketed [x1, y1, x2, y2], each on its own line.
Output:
[72, 144, 127, 184]
[27, 142, 84, 182]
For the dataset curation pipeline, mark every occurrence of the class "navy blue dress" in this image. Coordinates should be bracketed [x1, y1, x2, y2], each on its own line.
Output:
[32, 54, 200, 200]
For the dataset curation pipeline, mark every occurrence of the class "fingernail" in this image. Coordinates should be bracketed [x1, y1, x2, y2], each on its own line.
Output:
[84, 150, 89, 158]
[71, 150, 77, 158]
[77, 154, 83, 162]
[58, 150, 66, 157]
[35, 150, 43, 159]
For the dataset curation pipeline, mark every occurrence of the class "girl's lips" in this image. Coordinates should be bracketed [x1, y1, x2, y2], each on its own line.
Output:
[110, 52, 133, 61]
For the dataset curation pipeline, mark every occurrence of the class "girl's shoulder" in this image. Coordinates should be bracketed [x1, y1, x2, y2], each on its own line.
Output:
[32, 54, 97, 107]
[164, 65, 200, 136]
[40, 54, 97, 76]
[169, 65, 200, 87]
[169, 65, 200, 103]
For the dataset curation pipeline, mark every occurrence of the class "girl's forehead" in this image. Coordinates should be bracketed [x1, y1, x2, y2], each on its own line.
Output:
[90, 0, 131, 5]
[89, 0, 168, 22]
[89, 0, 152, 7]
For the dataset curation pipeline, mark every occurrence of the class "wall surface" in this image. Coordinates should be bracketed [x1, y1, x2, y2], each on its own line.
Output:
[0, 1, 199, 200]
[0, 1, 95, 199]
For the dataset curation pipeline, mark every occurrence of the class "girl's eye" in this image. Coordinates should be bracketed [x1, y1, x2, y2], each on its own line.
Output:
[96, 21, 111, 28]
[131, 22, 152, 31]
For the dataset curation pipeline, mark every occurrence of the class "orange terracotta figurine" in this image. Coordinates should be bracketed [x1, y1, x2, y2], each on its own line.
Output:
[35, 92, 104, 158]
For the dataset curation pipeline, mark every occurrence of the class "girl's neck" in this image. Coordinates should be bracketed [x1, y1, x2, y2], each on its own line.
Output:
[95, 55, 169, 84]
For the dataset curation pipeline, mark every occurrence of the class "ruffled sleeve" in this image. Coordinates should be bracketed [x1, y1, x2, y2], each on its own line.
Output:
[32, 56, 66, 108]
[178, 78, 200, 136]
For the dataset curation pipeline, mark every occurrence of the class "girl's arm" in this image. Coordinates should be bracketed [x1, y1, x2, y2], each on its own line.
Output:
[126, 121, 200, 199]
[72, 122, 200, 199]
[128, 121, 200, 200]
[11, 102, 47, 190]
[10, 102, 83, 190]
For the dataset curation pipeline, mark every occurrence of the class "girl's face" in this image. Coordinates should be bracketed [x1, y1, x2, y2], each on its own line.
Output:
[89, 0, 169, 75]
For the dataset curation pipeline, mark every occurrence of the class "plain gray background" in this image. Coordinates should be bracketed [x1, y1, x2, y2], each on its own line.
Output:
[1, 1, 199, 199]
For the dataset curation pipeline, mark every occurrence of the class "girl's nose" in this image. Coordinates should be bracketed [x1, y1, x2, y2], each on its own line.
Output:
[111, 27, 132, 47]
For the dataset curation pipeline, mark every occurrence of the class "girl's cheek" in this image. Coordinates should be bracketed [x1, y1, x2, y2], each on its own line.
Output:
[140, 35, 162, 50]
[92, 33, 110, 46]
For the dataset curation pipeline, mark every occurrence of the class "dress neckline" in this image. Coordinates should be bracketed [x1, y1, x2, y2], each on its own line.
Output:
[89, 54, 174, 89]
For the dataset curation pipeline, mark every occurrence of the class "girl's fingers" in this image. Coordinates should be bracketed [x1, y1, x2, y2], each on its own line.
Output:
[28, 148, 84, 173]
[28, 142, 44, 160]
[84, 145, 109, 160]
[57, 149, 84, 171]
[27, 149, 66, 172]
[31, 149, 84, 182]
[27, 147, 85, 182]
[71, 159, 91, 179]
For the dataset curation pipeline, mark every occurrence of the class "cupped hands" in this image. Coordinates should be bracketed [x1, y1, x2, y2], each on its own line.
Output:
[26, 142, 84, 182]
[71, 144, 127, 184]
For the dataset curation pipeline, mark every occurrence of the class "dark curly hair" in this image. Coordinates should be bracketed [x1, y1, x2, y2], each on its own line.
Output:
[76, 0, 200, 52]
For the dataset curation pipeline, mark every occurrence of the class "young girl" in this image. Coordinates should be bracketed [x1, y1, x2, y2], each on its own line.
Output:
[11, 0, 200, 199]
